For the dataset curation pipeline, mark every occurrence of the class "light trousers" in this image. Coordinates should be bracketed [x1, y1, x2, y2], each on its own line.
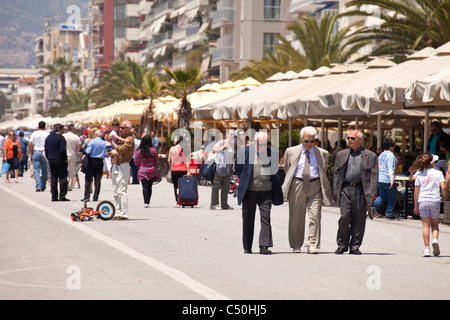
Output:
[288, 178, 322, 249]
[112, 162, 130, 218]
[67, 155, 77, 189]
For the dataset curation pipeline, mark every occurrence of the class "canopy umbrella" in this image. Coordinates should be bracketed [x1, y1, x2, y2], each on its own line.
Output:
[158, 78, 262, 122]
[317, 48, 437, 113]
[70, 97, 175, 127]
[374, 44, 450, 106]
[405, 67, 450, 105]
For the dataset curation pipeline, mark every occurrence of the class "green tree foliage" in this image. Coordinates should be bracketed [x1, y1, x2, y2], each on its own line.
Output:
[341, 0, 450, 61]
[162, 65, 206, 130]
[230, 13, 367, 82]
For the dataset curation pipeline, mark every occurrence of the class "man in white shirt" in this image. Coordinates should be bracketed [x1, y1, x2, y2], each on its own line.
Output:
[282, 126, 333, 254]
[63, 124, 81, 191]
[29, 121, 50, 192]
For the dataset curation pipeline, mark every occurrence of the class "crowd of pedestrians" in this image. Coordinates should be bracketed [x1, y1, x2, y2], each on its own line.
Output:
[1, 119, 447, 257]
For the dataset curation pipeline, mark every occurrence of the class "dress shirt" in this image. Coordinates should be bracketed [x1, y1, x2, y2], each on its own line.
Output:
[86, 137, 106, 159]
[294, 145, 319, 179]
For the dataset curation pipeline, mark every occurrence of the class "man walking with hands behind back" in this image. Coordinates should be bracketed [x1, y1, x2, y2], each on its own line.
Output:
[235, 131, 284, 254]
[45, 124, 69, 202]
[282, 126, 333, 254]
[333, 130, 378, 255]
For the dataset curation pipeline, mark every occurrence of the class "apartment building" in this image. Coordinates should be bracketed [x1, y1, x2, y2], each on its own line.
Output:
[0, 68, 41, 121]
[91, 0, 142, 74]
[138, 0, 217, 76]
[137, 0, 295, 82]
[210, 0, 294, 82]
[35, 21, 92, 111]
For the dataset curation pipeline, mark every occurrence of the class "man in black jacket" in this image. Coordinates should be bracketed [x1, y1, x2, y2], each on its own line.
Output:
[45, 123, 69, 201]
[235, 131, 283, 254]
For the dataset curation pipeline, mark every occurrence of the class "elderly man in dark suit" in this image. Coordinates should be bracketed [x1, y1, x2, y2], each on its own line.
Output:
[333, 130, 378, 255]
[235, 131, 284, 254]
[282, 126, 334, 254]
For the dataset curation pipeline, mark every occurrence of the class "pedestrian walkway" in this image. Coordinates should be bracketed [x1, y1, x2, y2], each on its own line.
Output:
[1, 171, 449, 300]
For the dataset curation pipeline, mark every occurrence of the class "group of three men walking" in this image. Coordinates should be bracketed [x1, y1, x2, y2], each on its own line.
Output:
[235, 127, 378, 255]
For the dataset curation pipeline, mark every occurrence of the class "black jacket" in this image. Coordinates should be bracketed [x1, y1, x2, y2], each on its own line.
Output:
[45, 132, 67, 161]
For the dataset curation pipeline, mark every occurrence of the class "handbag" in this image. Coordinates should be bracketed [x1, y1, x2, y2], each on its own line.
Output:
[200, 161, 216, 181]
[0, 161, 11, 176]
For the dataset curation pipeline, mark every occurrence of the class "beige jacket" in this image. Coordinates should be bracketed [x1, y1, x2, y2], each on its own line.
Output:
[114, 133, 135, 164]
[282, 145, 334, 206]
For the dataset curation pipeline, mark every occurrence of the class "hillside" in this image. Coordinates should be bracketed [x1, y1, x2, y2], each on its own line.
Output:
[0, 0, 90, 68]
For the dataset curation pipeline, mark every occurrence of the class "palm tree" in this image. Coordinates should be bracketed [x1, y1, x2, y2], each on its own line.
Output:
[90, 58, 147, 108]
[123, 69, 168, 134]
[230, 13, 366, 81]
[162, 65, 206, 131]
[341, 0, 450, 60]
[42, 57, 81, 97]
[43, 88, 91, 117]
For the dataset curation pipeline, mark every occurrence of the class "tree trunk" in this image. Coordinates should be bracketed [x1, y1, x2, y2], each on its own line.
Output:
[60, 73, 66, 96]
[177, 96, 191, 131]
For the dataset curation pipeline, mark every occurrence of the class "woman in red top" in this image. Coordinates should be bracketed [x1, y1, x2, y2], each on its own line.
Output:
[3, 131, 22, 183]
[134, 135, 160, 208]
[168, 136, 190, 206]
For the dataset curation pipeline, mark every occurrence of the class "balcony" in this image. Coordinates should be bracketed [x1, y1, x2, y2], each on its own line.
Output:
[211, 9, 235, 29]
[211, 47, 233, 62]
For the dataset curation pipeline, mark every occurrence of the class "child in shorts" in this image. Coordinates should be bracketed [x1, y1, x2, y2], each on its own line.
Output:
[411, 153, 447, 257]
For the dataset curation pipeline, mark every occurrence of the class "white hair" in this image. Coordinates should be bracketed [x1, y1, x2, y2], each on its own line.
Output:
[122, 120, 132, 128]
[351, 130, 364, 139]
[300, 126, 317, 139]
[254, 131, 268, 143]
[95, 129, 103, 138]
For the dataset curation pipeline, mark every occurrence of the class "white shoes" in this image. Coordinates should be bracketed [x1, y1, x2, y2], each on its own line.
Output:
[432, 239, 440, 256]
[423, 240, 440, 257]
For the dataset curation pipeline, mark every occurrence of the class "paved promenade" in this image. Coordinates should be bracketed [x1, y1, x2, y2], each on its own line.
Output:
[0, 171, 449, 300]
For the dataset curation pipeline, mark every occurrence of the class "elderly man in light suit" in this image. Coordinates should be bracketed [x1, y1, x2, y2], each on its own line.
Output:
[282, 126, 333, 254]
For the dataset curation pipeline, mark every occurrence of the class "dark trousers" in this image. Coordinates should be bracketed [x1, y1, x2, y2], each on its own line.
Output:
[242, 190, 273, 251]
[141, 177, 156, 205]
[84, 158, 104, 201]
[48, 159, 68, 201]
[129, 158, 138, 184]
[337, 184, 367, 251]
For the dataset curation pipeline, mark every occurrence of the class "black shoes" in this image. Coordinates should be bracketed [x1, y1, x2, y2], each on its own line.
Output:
[335, 247, 362, 255]
[52, 197, 70, 202]
[245, 247, 272, 254]
[259, 246, 272, 254]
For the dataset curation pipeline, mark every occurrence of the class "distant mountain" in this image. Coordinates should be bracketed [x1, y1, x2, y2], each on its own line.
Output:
[0, 0, 90, 68]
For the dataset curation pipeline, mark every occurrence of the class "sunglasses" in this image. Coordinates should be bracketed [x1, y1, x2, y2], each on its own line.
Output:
[120, 126, 127, 129]
[303, 139, 314, 143]
[347, 137, 357, 141]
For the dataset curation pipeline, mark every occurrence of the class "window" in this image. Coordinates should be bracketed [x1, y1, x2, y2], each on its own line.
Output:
[264, 0, 281, 19]
[263, 33, 279, 55]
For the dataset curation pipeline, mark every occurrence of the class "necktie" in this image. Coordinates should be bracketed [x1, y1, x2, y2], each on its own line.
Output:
[302, 150, 310, 190]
